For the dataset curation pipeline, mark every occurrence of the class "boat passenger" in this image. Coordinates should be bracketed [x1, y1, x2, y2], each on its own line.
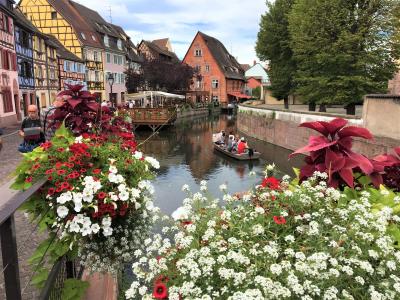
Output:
[227, 135, 235, 152]
[214, 130, 226, 145]
[237, 137, 249, 154]
[232, 135, 240, 152]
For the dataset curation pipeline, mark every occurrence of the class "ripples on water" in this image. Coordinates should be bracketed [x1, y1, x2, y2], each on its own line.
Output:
[134, 114, 303, 214]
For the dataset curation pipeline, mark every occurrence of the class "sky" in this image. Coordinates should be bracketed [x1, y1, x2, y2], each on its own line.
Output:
[75, 0, 267, 65]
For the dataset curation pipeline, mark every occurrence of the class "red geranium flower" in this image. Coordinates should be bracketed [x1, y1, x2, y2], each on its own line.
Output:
[57, 169, 66, 175]
[45, 169, 54, 175]
[92, 169, 101, 174]
[82, 133, 90, 139]
[32, 163, 41, 170]
[273, 216, 286, 225]
[80, 168, 87, 174]
[25, 177, 33, 183]
[153, 282, 168, 299]
[47, 188, 55, 195]
[47, 176, 53, 181]
[57, 147, 65, 152]
[261, 177, 281, 190]
[181, 221, 193, 227]
[41, 141, 52, 150]
[97, 192, 107, 199]
[55, 162, 63, 169]
[61, 182, 70, 190]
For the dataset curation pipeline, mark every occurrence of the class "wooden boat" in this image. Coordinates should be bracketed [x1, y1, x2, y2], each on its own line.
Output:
[213, 143, 261, 160]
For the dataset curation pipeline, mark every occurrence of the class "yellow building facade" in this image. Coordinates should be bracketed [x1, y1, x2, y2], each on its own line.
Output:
[18, 0, 105, 100]
[32, 33, 58, 108]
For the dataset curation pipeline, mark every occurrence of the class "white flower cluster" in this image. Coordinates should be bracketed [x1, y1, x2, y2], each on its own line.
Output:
[126, 176, 400, 299]
[53, 165, 157, 241]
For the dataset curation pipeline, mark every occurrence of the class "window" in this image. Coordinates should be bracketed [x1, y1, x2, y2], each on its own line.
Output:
[205, 65, 210, 72]
[211, 79, 219, 89]
[117, 39, 122, 50]
[194, 65, 201, 72]
[106, 53, 111, 63]
[85, 70, 89, 81]
[194, 49, 202, 57]
[117, 55, 122, 65]
[77, 63, 82, 73]
[50, 68, 55, 79]
[95, 71, 100, 82]
[3, 90, 13, 113]
[51, 12, 57, 19]
[104, 35, 109, 47]
[94, 51, 98, 62]
[20, 31, 30, 48]
[212, 96, 219, 102]
[195, 80, 201, 89]
[81, 33, 86, 40]
[113, 55, 118, 64]
[91, 35, 96, 41]
[2, 50, 9, 70]
[65, 61, 71, 71]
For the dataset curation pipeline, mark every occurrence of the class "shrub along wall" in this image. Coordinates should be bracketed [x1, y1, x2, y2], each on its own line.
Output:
[237, 105, 399, 157]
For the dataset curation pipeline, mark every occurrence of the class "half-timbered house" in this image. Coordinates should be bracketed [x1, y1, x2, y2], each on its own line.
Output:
[0, 0, 19, 126]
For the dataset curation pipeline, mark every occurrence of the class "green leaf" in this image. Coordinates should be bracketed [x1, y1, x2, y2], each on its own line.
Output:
[31, 267, 49, 288]
[387, 224, 400, 248]
[61, 279, 89, 300]
[28, 237, 52, 265]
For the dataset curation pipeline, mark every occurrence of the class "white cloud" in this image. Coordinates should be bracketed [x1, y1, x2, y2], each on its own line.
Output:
[76, 0, 267, 64]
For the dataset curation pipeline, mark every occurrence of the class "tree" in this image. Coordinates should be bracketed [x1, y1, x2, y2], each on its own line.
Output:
[252, 86, 261, 99]
[126, 59, 196, 94]
[256, 0, 296, 109]
[289, 0, 400, 114]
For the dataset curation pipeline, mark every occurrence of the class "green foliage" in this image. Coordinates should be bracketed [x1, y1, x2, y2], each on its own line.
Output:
[252, 86, 261, 99]
[288, 0, 400, 106]
[61, 279, 89, 300]
[256, 0, 296, 101]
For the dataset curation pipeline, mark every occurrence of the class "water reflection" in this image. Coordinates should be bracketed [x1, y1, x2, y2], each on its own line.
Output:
[135, 114, 303, 215]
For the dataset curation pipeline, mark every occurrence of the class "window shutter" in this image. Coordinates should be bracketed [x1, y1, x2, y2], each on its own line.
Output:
[2, 50, 7, 69]
[7, 17, 12, 34]
[13, 53, 17, 71]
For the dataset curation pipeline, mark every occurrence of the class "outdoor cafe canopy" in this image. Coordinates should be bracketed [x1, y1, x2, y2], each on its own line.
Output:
[125, 91, 185, 100]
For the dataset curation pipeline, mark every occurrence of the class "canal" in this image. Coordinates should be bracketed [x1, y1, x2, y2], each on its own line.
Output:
[136, 114, 304, 216]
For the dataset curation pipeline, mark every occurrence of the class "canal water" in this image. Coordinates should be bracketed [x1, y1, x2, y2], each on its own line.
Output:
[135, 114, 304, 215]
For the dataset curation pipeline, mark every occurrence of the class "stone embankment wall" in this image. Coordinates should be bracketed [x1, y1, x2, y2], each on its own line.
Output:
[237, 102, 399, 158]
[177, 108, 209, 119]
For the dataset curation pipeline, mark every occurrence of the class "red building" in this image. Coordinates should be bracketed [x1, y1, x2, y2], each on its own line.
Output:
[0, 0, 19, 126]
[246, 76, 262, 89]
[183, 31, 247, 107]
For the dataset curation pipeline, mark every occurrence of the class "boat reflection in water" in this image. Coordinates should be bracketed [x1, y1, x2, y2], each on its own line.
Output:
[134, 114, 303, 215]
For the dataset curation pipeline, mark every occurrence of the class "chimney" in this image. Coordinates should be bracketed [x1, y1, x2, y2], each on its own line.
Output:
[253, 60, 257, 66]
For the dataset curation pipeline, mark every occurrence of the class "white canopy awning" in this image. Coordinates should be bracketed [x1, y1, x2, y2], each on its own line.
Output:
[126, 91, 185, 100]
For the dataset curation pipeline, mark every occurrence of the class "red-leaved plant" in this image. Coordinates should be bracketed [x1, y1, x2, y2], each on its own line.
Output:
[50, 84, 131, 136]
[290, 118, 374, 188]
[50, 84, 100, 135]
[370, 147, 400, 191]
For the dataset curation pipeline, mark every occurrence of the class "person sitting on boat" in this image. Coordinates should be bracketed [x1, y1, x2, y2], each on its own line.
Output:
[227, 135, 235, 152]
[237, 137, 254, 157]
[232, 135, 240, 152]
[237, 137, 248, 154]
[214, 130, 226, 145]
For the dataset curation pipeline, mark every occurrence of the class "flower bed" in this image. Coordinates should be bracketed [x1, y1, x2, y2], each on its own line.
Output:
[126, 171, 400, 299]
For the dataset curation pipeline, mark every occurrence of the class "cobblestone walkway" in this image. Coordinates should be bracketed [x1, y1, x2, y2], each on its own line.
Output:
[0, 128, 48, 300]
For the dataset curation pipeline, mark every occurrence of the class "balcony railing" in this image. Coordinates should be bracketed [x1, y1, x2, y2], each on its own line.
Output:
[0, 179, 83, 300]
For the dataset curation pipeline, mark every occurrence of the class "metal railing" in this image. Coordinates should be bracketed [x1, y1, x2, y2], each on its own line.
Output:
[0, 179, 83, 300]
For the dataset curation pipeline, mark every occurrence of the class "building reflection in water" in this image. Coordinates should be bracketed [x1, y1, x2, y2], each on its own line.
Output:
[134, 114, 303, 215]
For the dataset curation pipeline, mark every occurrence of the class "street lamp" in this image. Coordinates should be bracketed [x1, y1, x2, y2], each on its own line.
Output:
[107, 73, 115, 107]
